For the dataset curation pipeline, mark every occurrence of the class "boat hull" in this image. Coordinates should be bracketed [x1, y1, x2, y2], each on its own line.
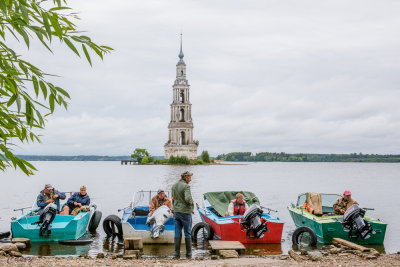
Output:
[121, 208, 183, 244]
[288, 206, 387, 245]
[11, 210, 93, 242]
[199, 208, 284, 244]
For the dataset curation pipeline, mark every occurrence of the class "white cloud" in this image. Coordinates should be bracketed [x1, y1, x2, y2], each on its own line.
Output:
[12, 0, 400, 156]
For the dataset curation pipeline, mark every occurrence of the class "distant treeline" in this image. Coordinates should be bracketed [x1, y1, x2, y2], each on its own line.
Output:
[216, 152, 400, 163]
[17, 155, 132, 161]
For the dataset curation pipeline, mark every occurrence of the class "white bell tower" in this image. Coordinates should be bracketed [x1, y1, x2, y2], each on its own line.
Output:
[164, 34, 198, 160]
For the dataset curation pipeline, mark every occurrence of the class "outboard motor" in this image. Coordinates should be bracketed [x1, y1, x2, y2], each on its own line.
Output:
[240, 204, 269, 239]
[32, 203, 57, 236]
[342, 204, 374, 240]
[146, 205, 172, 238]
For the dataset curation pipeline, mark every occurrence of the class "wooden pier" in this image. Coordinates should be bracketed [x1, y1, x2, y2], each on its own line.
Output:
[209, 240, 245, 254]
[121, 160, 138, 165]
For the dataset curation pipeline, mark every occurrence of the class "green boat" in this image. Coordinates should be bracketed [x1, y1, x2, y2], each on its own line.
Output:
[288, 192, 387, 246]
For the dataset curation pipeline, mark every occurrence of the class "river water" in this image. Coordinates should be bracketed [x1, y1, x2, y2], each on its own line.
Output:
[0, 161, 398, 257]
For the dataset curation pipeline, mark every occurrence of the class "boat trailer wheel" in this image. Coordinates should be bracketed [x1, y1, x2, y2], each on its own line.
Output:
[103, 215, 123, 238]
[191, 222, 214, 243]
[292, 226, 317, 247]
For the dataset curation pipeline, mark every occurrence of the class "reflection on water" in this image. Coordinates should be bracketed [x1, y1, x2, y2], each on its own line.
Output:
[245, 243, 282, 255]
[24, 242, 90, 256]
[102, 236, 124, 255]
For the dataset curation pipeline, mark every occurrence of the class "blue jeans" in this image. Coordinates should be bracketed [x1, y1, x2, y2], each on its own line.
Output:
[174, 212, 192, 238]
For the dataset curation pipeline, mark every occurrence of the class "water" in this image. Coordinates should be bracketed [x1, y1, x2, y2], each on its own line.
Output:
[0, 161, 398, 256]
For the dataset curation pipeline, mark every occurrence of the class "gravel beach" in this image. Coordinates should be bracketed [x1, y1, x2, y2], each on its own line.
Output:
[1, 254, 400, 267]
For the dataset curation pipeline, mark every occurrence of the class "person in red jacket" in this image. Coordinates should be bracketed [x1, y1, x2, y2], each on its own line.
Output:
[225, 193, 249, 216]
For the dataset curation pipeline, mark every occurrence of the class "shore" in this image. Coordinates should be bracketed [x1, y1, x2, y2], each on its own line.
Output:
[2, 254, 400, 267]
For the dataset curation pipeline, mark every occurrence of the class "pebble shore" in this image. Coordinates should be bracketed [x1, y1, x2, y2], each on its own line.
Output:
[1, 254, 400, 267]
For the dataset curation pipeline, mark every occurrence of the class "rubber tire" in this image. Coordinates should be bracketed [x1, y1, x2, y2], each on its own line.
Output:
[0, 231, 10, 239]
[191, 222, 214, 242]
[292, 226, 317, 247]
[103, 215, 123, 238]
[58, 239, 93, 246]
[88, 210, 102, 231]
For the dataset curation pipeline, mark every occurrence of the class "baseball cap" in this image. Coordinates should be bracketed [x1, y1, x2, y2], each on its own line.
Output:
[45, 184, 53, 190]
[343, 190, 351, 196]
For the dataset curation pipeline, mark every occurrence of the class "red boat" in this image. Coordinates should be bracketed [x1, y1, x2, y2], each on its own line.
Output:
[192, 191, 284, 244]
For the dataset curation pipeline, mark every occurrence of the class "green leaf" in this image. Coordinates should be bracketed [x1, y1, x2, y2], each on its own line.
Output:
[55, 86, 70, 98]
[15, 26, 30, 48]
[63, 38, 80, 56]
[100, 45, 114, 51]
[49, 7, 71, 11]
[39, 81, 47, 99]
[82, 44, 92, 66]
[49, 13, 62, 39]
[16, 95, 21, 112]
[19, 2, 29, 23]
[49, 94, 55, 112]
[42, 12, 52, 40]
[7, 95, 17, 107]
[32, 76, 39, 97]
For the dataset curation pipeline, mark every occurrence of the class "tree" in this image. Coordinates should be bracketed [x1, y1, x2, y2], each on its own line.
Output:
[200, 150, 210, 163]
[0, 0, 112, 175]
[141, 156, 149, 164]
[131, 148, 150, 163]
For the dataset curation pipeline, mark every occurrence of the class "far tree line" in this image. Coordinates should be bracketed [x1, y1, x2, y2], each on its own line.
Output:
[215, 152, 400, 162]
[131, 148, 212, 165]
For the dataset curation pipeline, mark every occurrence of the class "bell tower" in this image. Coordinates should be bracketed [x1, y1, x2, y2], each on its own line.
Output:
[164, 34, 198, 160]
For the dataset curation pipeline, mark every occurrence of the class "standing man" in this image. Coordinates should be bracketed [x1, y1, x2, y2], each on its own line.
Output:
[333, 190, 359, 215]
[172, 171, 194, 259]
[36, 184, 66, 215]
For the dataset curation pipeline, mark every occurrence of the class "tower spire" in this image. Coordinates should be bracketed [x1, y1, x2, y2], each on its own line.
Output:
[178, 33, 185, 65]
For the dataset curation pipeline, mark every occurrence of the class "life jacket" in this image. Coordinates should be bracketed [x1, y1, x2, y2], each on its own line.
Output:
[232, 199, 246, 215]
[302, 203, 314, 214]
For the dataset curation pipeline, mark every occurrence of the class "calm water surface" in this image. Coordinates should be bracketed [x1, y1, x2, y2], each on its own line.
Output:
[0, 161, 398, 257]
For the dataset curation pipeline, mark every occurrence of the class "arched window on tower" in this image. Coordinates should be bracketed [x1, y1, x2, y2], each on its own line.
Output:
[179, 109, 185, 121]
[180, 131, 186, 145]
[181, 70, 184, 75]
[180, 91, 184, 103]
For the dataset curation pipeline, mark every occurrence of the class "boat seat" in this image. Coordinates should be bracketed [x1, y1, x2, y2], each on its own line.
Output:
[133, 208, 149, 216]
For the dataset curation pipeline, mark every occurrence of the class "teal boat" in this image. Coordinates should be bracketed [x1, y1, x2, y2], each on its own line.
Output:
[11, 196, 102, 242]
[288, 193, 387, 246]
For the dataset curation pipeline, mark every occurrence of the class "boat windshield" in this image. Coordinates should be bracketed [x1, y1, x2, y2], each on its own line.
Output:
[132, 190, 171, 207]
[296, 193, 342, 214]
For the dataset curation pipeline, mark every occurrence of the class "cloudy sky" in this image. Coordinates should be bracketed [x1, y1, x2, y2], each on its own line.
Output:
[13, 0, 400, 156]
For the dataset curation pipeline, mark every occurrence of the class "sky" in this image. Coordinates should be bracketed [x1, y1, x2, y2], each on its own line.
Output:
[12, 0, 400, 156]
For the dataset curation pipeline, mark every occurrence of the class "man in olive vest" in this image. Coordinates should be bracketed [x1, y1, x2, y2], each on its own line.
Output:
[172, 171, 194, 259]
[333, 190, 359, 215]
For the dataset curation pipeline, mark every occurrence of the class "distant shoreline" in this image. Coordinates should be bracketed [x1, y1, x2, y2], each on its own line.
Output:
[16, 154, 400, 163]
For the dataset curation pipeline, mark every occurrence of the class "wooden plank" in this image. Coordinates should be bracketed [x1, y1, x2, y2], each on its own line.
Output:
[332, 238, 370, 252]
[209, 240, 245, 250]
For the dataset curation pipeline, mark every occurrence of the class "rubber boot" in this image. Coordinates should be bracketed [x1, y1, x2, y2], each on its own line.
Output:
[174, 237, 181, 259]
[185, 238, 192, 258]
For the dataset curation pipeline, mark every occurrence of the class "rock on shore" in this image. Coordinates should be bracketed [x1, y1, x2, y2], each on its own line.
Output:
[0, 254, 399, 267]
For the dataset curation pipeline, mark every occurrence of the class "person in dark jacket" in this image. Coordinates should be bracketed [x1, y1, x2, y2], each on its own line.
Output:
[36, 184, 66, 215]
[171, 171, 194, 259]
[61, 186, 90, 215]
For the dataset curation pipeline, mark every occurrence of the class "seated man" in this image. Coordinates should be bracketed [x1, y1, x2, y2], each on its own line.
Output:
[36, 184, 66, 215]
[149, 189, 173, 216]
[225, 193, 249, 216]
[61, 186, 90, 215]
[333, 190, 359, 215]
